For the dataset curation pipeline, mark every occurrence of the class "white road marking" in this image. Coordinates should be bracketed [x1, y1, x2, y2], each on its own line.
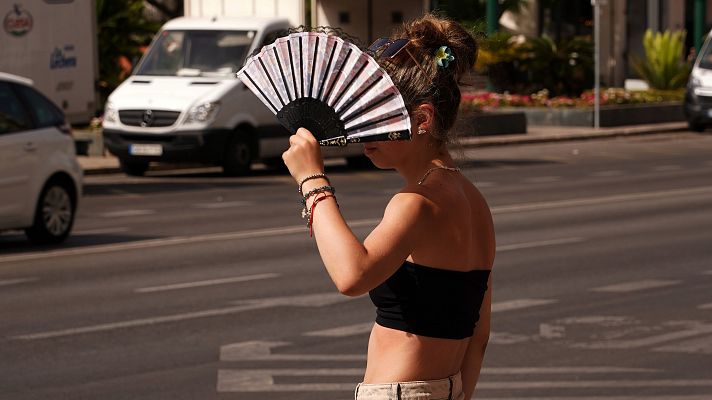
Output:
[497, 237, 584, 251]
[590, 170, 623, 177]
[220, 341, 365, 362]
[72, 227, 130, 235]
[11, 292, 353, 341]
[574, 323, 712, 349]
[4, 185, 712, 264]
[476, 396, 712, 400]
[654, 334, 712, 354]
[0, 277, 37, 287]
[523, 176, 561, 183]
[699, 303, 712, 310]
[473, 181, 496, 187]
[135, 273, 280, 293]
[491, 298, 557, 313]
[217, 371, 712, 392]
[303, 322, 374, 337]
[703, 270, 712, 275]
[652, 164, 682, 171]
[491, 185, 712, 214]
[101, 209, 155, 218]
[475, 379, 712, 389]
[217, 340, 663, 392]
[591, 279, 681, 293]
[192, 201, 252, 209]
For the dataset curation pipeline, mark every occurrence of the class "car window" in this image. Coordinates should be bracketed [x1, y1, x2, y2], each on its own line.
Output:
[0, 82, 32, 134]
[13, 83, 65, 128]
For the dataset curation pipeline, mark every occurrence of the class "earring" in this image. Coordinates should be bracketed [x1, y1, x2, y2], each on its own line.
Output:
[417, 127, 426, 135]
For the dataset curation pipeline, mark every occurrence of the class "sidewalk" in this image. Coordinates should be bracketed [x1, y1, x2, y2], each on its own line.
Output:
[78, 121, 689, 175]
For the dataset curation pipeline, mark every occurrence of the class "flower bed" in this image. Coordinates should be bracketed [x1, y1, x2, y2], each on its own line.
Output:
[460, 88, 684, 111]
[460, 89, 685, 127]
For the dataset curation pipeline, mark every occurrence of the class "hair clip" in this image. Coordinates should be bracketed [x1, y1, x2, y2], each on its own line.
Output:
[435, 46, 454, 68]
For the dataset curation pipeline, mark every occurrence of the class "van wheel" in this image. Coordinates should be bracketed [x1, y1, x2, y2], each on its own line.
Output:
[223, 134, 254, 176]
[120, 159, 149, 176]
[688, 121, 706, 132]
[25, 179, 76, 244]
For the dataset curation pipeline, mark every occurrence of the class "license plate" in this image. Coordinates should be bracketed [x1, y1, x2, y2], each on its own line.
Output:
[707, 109, 712, 118]
[129, 144, 163, 156]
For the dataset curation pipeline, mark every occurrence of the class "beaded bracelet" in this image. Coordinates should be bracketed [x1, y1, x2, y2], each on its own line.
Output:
[298, 173, 329, 196]
[301, 185, 336, 206]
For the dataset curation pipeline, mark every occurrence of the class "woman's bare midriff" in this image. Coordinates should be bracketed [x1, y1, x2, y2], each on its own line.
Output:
[362, 323, 471, 383]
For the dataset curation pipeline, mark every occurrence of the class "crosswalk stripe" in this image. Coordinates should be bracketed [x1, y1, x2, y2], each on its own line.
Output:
[135, 273, 280, 293]
[0, 277, 37, 287]
[492, 298, 557, 313]
[654, 334, 712, 354]
[303, 322, 373, 337]
[591, 279, 680, 293]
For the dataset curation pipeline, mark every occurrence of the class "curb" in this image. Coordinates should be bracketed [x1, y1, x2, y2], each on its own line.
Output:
[79, 122, 690, 175]
[458, 122, 688, 148]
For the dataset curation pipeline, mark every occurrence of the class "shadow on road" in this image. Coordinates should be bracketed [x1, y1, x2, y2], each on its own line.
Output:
[0, 232, 161, 256]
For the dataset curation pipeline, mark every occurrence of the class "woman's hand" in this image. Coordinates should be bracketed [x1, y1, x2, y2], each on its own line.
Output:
[282, 127, 325, 183]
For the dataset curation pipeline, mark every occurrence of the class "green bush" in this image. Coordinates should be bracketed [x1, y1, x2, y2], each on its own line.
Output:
[475, 33, 593, 97]
[631, 30, 690, 90]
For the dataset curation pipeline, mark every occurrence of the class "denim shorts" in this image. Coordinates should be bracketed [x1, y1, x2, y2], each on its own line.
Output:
[354, 371, 464, 400]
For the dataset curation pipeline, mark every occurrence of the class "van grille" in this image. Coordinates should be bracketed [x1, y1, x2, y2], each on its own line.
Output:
[697, 95, 712, 107]
[119, 109, 180, 127]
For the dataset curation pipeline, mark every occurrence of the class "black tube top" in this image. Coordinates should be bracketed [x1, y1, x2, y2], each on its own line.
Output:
[368, 260, 490, 339]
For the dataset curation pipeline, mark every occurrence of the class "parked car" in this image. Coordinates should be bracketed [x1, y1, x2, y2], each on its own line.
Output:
[684, 30, 712, 131]
[0, 72, 82, 244]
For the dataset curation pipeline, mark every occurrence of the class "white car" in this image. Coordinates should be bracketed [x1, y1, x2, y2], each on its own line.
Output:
[0, 72, 83, 244]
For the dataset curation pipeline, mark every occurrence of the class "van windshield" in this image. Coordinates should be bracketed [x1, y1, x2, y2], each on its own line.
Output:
[699, 40, 712, 70]
[135, 30, 255, 77]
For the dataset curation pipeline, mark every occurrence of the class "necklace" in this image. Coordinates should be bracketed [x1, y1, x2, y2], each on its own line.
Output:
[417, 165, 461, 185]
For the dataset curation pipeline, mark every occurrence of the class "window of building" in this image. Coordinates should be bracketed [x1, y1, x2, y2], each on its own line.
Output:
[339, 11, 350, 24]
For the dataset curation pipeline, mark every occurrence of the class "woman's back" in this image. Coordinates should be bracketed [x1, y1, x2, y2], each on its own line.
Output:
[363, 172, 495, 383]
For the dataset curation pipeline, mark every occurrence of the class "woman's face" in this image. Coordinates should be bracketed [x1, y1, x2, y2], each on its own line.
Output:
[363, 119, 422, 169]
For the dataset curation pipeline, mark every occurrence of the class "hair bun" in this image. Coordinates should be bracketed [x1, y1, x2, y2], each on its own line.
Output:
[401, 13, 478, 80]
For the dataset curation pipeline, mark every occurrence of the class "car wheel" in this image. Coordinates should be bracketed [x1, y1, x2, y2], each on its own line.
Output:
[25, 179, 76, 244]
[688, 121, 706, 132]
[223, 134, 254, 176]
[120, 159, 149, 176]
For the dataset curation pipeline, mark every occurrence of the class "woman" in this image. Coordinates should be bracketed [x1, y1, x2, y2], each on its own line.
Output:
[282, 14, 495, 400]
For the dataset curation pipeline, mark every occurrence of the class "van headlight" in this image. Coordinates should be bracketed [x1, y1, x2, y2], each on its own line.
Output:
[690, 76, 702, 88]
[185, 102, 220, 123]
[104, 102, 118, 123]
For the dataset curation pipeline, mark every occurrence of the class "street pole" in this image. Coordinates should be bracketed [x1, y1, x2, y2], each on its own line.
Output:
[592, 0, 602, 129]
[486, 0, 498, 35]
[694, 0, 705, 53]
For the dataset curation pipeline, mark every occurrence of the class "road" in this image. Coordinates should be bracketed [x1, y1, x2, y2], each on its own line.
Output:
[1, 130, 711, 400]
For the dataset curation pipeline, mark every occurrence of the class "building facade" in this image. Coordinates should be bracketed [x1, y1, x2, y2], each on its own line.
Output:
[504, 0, 709, 87]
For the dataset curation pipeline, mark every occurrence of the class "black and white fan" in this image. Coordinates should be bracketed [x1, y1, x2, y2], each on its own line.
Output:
[236, 32, 411, 146]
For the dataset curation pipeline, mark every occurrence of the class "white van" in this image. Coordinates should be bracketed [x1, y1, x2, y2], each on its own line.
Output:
[102, 17, 364, 176]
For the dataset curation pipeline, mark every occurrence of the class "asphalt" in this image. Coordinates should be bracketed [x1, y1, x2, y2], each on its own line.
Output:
[76, 122, 689, 175]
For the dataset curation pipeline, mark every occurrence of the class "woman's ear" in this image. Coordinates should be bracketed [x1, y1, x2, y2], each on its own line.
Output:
[414, 103, 436, 131]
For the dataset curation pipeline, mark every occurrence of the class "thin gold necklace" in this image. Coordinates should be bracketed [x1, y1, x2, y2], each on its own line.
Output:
[417, 165, 461, 185]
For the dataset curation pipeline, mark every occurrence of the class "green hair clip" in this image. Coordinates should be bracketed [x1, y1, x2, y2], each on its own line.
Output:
[435, 46, 454, 68]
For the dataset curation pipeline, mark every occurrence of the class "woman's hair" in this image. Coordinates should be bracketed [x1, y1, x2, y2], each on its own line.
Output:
[379, 13, 478, 146]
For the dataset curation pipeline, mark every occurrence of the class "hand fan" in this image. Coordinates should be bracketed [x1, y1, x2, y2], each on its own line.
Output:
[236, 32, 412, 146]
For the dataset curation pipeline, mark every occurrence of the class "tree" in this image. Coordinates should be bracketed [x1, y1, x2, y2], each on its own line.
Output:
[437, 0, 529, 32]
[96, 0, 160, 103]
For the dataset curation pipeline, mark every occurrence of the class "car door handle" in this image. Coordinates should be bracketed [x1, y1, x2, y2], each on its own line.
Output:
[23, 142, 37, 152]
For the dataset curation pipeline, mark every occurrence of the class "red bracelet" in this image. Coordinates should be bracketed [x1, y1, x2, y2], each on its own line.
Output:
[308, 193, 337, 237]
